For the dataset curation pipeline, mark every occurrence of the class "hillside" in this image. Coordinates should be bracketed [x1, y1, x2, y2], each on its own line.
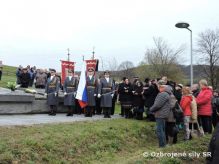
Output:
[0, 65, 17, 88]
[179, 65, 206, 83]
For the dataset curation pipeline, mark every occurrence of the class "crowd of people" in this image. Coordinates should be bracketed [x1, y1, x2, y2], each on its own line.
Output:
[15, 65, 219, 160]
[119, 77, 215, 146]
[16, 65, 52, 88]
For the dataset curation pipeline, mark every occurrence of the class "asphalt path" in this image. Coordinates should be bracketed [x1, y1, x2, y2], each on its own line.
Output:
[0, 114, 122, 126]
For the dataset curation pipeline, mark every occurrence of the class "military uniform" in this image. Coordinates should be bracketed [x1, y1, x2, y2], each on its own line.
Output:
[63, 76, 78, 116]
[85, 75, 98, 117]
[45, 73, 59, 116]
[98, 77, 115, 118]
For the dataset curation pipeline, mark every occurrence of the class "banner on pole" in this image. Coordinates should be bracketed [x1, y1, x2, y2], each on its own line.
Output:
[60, 60, 75, 84]
[85, 59, 98, 72]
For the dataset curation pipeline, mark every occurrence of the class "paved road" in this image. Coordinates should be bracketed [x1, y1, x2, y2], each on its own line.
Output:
[0, 114, 122, 126]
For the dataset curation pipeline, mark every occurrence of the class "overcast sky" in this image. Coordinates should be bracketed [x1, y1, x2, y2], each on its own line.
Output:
[0, 0, 218, 71]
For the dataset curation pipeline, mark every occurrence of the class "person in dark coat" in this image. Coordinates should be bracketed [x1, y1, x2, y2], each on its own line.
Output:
[143, 79, 159, 121]
[166, 86, 178, 145]
[0, 67, 2, 81]
[85, 67, 98, 117]
[132, 80, 144, 120]
[63, 70, 78, 116]
[35, 69, 47, 89]
[206, 123, 219, 164]
[118, 77, 126, 116]
[150, 80, 171, 148]
[20, 68, 31, 88]
[28, 67, 35, 87]
[111, 79, 117, 115]
[119, 78, 133, 118]
[45, 69, 60, 116]
[16, 66, 23, 84]
[98, 71, 115, 118]
[142, 78, 150, 118]
[174, 84, 183, 103]
[212, 90, 219, 128]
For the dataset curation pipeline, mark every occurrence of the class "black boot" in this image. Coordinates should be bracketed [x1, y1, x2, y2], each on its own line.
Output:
[85, 110, 89, 117]
[49, 106, 54, 115]
[66, 106, 73, 116]
[107, 108, 111, 118]
[88, 111, 92, 117]
[103, 108, 107, 118]
[51, 106, 57, 116]
[124, 108, 128, 118]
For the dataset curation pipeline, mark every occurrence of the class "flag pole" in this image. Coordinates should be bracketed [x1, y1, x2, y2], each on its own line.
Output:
[92, 46, 95, 59]
[67, 48, 70, 71]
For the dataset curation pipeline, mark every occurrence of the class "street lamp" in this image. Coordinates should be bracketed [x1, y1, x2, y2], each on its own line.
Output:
[175, 22, 193, 87]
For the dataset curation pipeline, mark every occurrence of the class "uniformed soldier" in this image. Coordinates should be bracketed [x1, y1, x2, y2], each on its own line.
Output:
[45, 69, 59, 116]
[85, 67, 98, 117]
[98, 71, 115, 118]
[63, 69, 78, 116]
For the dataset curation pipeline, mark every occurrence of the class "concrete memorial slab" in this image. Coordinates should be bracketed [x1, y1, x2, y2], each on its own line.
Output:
[0, 87, 67, 114]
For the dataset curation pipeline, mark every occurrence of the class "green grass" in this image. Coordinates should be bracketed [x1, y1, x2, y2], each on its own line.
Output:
[0, 65, 17, 88]
[0, 119, 211, 164]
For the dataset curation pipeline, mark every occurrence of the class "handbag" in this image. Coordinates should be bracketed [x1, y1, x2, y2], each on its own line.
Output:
[191, 122, 205, 138]
[173, 101, 184, 122]
[172, 124, 180, 135]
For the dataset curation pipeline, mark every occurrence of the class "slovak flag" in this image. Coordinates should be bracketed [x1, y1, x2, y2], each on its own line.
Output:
[76, 62, 88, 108]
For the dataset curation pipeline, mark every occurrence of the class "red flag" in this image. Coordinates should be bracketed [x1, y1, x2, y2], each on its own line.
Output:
[85, 59, 98, 73]
[60, 60, 75, 84]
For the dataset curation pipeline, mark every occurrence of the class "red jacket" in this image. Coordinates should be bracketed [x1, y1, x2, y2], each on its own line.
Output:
[180, 95, 192, 116]
[196, 87, 212, 116]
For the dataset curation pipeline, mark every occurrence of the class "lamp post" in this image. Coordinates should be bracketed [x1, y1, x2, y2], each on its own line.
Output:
[175, 22, 193, 87]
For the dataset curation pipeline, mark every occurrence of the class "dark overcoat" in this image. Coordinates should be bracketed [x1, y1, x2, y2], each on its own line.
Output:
[118, 83, 133, 108]
[86, 76, 98, 106]
[45, 76, 59, 105]
[98, 78, 115, 107]
[63, 76, 78, 106]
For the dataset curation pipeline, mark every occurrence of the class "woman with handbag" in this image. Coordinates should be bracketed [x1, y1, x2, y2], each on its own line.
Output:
[180, 87, 193, 141]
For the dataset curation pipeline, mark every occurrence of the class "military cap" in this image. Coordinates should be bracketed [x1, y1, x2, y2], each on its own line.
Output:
[49, 68, 56, 73]
[88, 67, 95, 72]
[104, 70, 110, 74]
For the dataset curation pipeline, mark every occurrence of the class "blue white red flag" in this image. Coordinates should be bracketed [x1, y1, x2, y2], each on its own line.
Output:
[76, 62, 88, 108]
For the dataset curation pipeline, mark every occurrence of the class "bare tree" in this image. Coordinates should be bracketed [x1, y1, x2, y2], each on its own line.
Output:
[106, 57, 119, 71]
[143, 37, 185, 81]
[118, 61, 135, 78]
[196, 29, 219, 89]
[98, 56, 105, 71]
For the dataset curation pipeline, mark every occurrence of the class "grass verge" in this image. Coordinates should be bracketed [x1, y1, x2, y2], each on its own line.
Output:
[0, 119, 210, 164]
